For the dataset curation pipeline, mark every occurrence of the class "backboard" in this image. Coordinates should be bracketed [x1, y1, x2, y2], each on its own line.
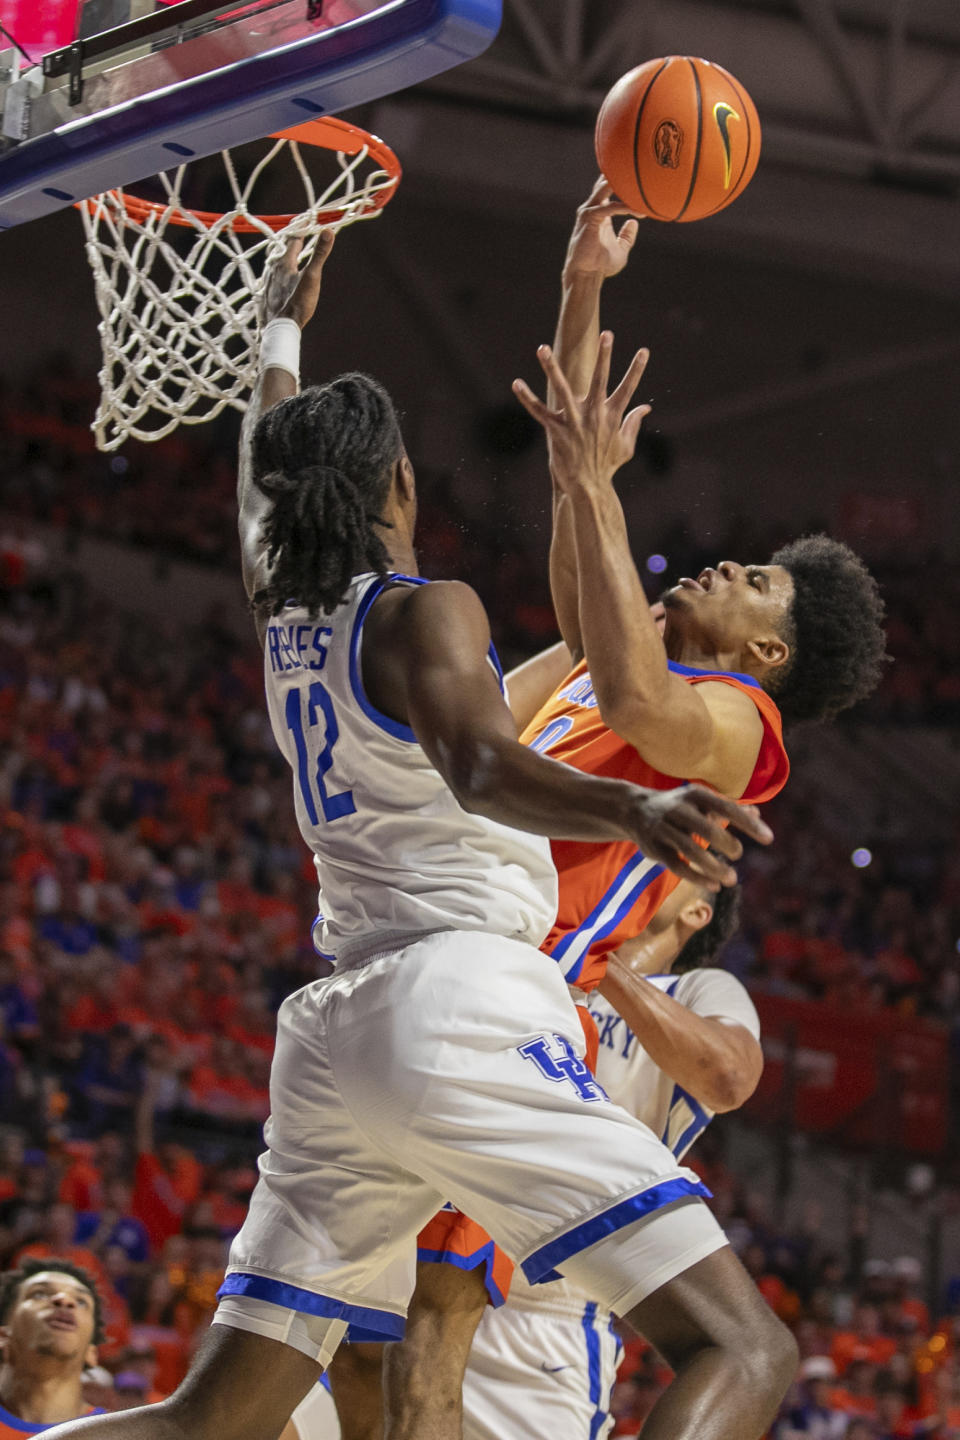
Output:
[0, 0, 501, 229]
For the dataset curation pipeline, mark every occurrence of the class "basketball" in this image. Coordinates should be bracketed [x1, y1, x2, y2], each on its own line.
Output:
[594, 56, 761, 222]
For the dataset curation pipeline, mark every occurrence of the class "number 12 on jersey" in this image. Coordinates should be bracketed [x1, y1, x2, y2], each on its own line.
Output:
[285, 682, 356, 824]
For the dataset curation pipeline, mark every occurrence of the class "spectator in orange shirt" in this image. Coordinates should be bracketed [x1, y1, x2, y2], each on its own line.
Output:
[832, 1304, 898, 1376]
[830, 1358, 879, 1419]
[890, 1256, 931, 1336]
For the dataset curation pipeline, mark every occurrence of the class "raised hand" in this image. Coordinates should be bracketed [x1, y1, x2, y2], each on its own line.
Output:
[624, 785, 773, 889]
[260, 227, 336, 330]
[513, 331, 650, 495]
[563, 177, 643, 283]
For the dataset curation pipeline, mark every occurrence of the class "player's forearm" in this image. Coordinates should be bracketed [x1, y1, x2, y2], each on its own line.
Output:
[448, 731, 643, 844]
[546, 275, 605, 651]
[238, 367, 295, 516]
[552, 271, 604, 403]
[238, 365, 298, 598]
[568, 484, 678, 722]
[598, 961, 762, 1112]
[549, 492, 583, 658]
[504, 640, 573, 731]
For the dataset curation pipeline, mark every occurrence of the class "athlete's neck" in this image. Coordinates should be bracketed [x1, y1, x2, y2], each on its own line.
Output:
[384, 540, 419, 578]
[663, 628, 763, 682]
[0, 1364, 86, 1425]
[617, 927, 679, 977]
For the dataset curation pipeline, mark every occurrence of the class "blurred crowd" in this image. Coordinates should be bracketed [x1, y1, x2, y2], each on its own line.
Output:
[729, 783, 960, 1026]
[0, 353, 959, 1434]
[612, 1147, 960, 1437]
[1, 354, 960, 718]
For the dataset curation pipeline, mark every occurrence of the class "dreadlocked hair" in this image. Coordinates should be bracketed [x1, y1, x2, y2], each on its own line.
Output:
[252, 373, 403, 618]
[766, 534, 887, 726]
[0, 1256, 105, 1343]
[673, 882, 741, 974]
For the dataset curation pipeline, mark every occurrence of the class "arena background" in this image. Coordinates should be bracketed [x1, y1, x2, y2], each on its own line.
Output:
[1, 3, 960, 1435]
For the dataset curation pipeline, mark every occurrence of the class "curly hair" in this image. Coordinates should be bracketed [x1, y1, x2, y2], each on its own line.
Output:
[0, 1257, 105, 1344]
[252, 373, 404, 619]
[673, 882, 741, 974]
[766, 534, 887, 725]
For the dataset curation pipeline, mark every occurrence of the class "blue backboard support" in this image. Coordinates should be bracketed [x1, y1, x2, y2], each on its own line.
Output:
[0, 0, 501, 229]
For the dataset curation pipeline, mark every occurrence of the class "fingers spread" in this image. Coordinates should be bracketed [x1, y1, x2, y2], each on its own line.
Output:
[685, 788, 774, 845]
[512, 378, 554, 426]
[536, 344, 578, 413]
[608, 348, 649, 418]
[586, 332, 615, 410]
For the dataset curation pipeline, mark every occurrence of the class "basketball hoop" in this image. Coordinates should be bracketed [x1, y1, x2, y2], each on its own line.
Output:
[79, 117, 401, 451]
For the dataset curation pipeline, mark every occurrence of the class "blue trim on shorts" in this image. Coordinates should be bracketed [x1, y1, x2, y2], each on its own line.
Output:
[582, 1302, 607, 1439]
[520, 1176, 711, 1285]
[217, 1272, 406, 1343]
[417, 1241, 506, 1308]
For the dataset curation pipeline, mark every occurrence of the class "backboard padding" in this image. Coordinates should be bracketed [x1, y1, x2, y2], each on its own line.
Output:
[0, 0, 501, 229]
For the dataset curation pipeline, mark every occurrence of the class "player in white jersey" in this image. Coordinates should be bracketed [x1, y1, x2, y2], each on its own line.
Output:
[44, 236, 787, 1440]
[461, 878, 762, 1440]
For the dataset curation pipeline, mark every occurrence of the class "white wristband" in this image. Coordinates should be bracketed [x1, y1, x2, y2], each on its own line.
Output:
[260, 317, 301, 380]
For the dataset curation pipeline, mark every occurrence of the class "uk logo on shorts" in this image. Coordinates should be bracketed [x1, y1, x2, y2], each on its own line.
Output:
[518, 1035, 609, 1104]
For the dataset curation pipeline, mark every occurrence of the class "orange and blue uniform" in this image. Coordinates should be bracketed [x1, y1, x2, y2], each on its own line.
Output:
[0, 1406, 104, 1438]
[523, 658, 789, 992]
[417, 658, 789, 1304]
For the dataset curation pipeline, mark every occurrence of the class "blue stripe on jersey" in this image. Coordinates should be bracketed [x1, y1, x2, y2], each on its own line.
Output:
[521, 1176, 711, 1285]
[416, 1240, 507, 1308]
[347, 577, 425, 742]
[548, 853, 664, 983]
[347, 573, 505, 735]
[0, 1408, 106, 1433]
[668, 1082, 711, 1159]
[666, 658, 760, 688]
[319, 1371, 332, 1393]
[217, 1271, 405, 1343]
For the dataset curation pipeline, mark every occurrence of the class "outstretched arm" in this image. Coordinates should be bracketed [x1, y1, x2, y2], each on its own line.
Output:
[599, 956, 763, 1113]
[374, 578, 771, 885]
[238, 230, 336, 627]
[503, 640, 572, 730]
[549, 180, 641, 658]
[515, 339, 763, 796]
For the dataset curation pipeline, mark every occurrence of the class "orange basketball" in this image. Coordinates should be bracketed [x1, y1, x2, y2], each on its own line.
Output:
[594, 56, 761, 222]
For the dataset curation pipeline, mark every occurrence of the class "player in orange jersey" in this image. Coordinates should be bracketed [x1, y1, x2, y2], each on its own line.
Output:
[374, 182, 886, 1440]
[0, 1260, 109, 1436]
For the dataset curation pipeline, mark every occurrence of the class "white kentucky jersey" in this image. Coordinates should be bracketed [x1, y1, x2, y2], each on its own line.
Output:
[588, 968, 760, 1161]
[263, 572, 558, 960]
[502, 966, 760, 1318]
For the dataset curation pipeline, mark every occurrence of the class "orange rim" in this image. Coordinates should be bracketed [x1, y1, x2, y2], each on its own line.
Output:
[79, 116, 401, 233]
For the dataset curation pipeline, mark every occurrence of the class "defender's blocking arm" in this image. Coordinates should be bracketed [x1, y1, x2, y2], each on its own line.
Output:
[238, 231, 336, 619]
[375, 576, 770, 883]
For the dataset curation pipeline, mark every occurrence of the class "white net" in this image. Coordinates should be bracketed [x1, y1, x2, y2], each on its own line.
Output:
[80, 127, 399, 451]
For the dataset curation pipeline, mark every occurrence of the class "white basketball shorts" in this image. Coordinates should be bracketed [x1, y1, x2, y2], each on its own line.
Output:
[289, 1377, 341, 1440]
[463, 1299, 622, 1440]
[213, 930, 725, 1357]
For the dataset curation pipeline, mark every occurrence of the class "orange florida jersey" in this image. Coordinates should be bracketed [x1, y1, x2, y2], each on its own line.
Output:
[520, 658, 789, 992]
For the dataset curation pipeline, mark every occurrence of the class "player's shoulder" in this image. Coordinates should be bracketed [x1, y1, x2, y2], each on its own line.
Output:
[673, 966, 757, 1019]
[693, 678, 765, 732]
[389, 579, 491, 648]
